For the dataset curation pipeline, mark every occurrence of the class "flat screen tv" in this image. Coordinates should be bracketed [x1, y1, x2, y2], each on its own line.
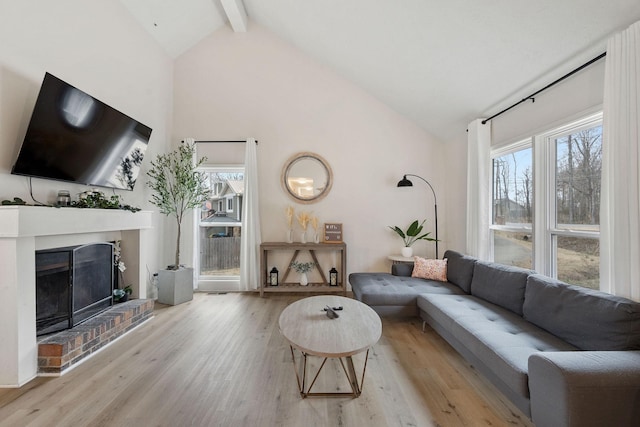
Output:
[11, 73, 152, 191]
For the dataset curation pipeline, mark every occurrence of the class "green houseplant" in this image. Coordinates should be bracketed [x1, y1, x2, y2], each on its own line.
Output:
[290, 261, 316, 286]
[147, 142, 210, 304]
[113, 285, 132, 303]
[147, 142, 210, 269]
[388, 219, 436, 257]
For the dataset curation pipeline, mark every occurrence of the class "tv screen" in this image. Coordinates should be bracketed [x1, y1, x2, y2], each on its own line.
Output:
[11, 73, 152, 191]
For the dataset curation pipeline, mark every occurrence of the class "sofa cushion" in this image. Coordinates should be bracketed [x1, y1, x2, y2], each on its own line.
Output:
[412, 257, 447, 281]
[392, 262, 413, 277]
[470, 261, 532, 316]
[349, 272, 464, 307]
[418, 294, 577, 399]
[443, 250, 476, 293]
[523, 274, 640, 350]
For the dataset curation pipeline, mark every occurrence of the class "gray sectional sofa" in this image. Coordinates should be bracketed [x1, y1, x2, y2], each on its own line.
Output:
[349, 250, 640, 427]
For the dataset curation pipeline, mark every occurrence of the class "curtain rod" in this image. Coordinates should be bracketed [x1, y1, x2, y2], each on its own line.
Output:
[481, 52, 607, 125]
[191, 140, 258, 144]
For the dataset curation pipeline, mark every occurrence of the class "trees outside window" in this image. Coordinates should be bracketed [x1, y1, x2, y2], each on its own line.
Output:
[490, 112, 602, 290]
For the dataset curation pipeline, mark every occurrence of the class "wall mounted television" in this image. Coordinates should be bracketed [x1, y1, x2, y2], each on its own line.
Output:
[11, 72, 152, 191]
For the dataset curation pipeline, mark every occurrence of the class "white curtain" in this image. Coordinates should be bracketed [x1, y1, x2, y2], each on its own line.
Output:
[601, 20, 640, 300]
[239, 138, 261, 291]
[466, 119, 492, 260]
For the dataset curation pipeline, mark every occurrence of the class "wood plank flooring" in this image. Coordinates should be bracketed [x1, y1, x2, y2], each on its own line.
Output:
[0, 293, 533, 427]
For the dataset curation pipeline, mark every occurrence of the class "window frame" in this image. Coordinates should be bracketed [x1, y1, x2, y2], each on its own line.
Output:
[489, 139, 534, 263]
[534, 112, 602, 278]
[194, 165, 244, 291]
[490, 110, 602, 286]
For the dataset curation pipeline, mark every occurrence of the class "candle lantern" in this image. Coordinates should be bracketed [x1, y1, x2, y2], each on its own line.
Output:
[329, 267, 338, 286]
[269, 267, 279, 286]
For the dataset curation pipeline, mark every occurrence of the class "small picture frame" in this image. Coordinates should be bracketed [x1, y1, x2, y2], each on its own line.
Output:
[324, 223, 343, 243]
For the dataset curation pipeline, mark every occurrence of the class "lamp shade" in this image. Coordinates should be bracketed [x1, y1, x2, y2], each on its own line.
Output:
[397, 175, 413, 187]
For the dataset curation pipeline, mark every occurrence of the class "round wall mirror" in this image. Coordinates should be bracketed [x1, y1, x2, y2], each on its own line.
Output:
[281, 152, 333, 204]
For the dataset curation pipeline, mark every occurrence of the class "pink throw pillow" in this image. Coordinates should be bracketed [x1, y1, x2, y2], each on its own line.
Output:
[412, 257, 448, 281]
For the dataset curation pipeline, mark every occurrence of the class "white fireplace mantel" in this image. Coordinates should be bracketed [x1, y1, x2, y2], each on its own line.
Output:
[0, 206, 153, 387]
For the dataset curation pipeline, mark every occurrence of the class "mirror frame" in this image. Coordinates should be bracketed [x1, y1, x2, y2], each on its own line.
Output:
[281, 152, 333, 204]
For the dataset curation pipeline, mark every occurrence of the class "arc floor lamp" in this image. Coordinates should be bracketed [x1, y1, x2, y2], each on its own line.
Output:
[397, 174, 439, 259]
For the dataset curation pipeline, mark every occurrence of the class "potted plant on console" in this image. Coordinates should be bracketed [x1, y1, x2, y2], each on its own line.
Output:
[290, 261, 316, 286]
[147, 142, 210, 305]
[388, 219, 436, 258]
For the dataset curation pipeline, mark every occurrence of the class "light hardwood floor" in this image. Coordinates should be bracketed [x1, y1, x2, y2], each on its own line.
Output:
[0, 293, 534, 427]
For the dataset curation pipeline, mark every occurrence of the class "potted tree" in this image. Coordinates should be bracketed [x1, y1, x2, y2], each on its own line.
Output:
[388, 219, 436, 257]
[147, 142, 210, 305]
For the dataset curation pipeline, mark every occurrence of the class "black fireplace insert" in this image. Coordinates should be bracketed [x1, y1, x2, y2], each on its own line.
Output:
[36, 242, 114, 336]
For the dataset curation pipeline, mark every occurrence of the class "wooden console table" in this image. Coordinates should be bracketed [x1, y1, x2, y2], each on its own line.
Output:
[259, 242, 347, 296]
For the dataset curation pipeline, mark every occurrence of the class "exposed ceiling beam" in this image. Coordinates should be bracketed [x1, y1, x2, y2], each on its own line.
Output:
[220, 0, 247, 32]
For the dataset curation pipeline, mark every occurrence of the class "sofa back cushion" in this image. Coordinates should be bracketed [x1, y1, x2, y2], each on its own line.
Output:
[523, 274, 640, 350]
[470, 261, 532, 315]
[444, 250, 476, 293]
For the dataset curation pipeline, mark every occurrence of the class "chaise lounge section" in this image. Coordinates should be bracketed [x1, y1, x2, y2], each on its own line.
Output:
[349, 250, 640, 427]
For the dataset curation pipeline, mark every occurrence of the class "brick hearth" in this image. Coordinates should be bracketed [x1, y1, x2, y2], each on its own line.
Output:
[38, 299, 154, 375]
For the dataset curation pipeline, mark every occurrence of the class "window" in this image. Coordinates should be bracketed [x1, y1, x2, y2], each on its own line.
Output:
[491, 111, 602, 290]
[196, 167, 244, 289]
[491, 143, 533, 269]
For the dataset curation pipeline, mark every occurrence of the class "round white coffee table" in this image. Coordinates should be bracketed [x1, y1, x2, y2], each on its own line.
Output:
[279, 295, 382, 398]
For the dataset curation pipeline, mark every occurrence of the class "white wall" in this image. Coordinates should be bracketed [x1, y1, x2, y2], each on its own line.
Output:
[0, 1, 174, 284]
[491, 60, 605, 146]
[173, 23, 449, 277]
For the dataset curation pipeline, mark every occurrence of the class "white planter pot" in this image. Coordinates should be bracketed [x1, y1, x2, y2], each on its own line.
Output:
[300, 272, 308, 286]
[401, 247, 413, 258]
[157, 267, 194, 305]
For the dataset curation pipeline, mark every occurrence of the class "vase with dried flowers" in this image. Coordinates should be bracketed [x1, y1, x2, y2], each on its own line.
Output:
[310, 215, 320, 243]
[285, 206, 295, 243]
[297, 211, 311, 243]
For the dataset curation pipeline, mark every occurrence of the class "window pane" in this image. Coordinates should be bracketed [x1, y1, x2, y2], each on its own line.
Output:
[556, 236, 599, 290]
[555, 125, 601, 230]
[492, 148, 533, 226]
[493, 230, 533, 269]
[199, 171, 244, 277]
[199, 227, 241, 276]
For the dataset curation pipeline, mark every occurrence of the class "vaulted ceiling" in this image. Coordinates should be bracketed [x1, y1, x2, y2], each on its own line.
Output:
[120, 0, 640, 143]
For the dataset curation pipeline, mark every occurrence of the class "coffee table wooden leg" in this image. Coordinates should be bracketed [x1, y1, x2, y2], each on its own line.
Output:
[344, 356, 361, 397]
[289, 345, 305, 397]
[289, 346, 372, 398]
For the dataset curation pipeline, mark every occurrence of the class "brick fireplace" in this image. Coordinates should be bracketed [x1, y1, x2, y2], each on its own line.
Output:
[0, 206, 153, 387]
[38, 299, 154, 375]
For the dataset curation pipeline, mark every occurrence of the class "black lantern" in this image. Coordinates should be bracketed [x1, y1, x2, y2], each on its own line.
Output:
[269, 267, 279, 286]
[329, 267, 338, 286]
